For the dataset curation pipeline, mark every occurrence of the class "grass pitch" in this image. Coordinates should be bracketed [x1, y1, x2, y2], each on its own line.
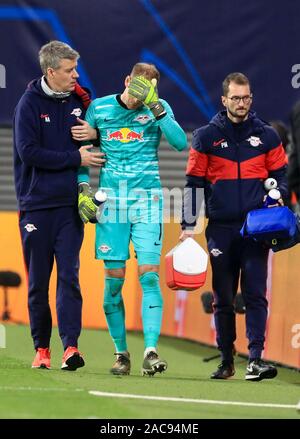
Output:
[0, 324, 299, 419]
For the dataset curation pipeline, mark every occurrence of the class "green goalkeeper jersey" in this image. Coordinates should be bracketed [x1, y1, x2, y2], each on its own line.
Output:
[77, 94, 187, 205]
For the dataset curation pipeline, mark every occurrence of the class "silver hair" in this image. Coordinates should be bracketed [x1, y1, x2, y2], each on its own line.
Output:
[39, 40, 80, 76]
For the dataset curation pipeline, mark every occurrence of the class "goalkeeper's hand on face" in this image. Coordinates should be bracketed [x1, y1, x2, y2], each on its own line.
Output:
[128, 76, 166, 118]
[78, 182, 98, 224]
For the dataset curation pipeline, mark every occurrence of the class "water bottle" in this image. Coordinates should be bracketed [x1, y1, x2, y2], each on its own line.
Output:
[264, 188, 281, 207]
[90, 190, 107, 223]
[264, 178, 277, 191]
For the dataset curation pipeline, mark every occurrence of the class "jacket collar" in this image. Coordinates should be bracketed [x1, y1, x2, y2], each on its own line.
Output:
[41, 76, 71, 99]
[210, 110, 266, 143]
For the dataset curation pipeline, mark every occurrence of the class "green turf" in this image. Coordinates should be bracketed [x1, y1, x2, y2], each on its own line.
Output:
[0, 324, 299, 419]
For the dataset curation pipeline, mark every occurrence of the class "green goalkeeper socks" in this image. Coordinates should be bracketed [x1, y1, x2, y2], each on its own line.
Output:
[103, 277, 127, 352]
[140, 272, 163, 348]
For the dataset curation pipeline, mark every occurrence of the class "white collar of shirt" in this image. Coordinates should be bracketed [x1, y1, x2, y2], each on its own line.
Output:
[41, 76, 71, 99]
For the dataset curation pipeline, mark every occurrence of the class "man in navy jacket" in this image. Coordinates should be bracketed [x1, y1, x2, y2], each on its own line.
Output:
[181, 72, 287, 381]
[13, 40, 104, 370]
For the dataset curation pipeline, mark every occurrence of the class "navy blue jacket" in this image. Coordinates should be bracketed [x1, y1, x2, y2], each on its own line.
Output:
[13, 79, 87, 211]
[182, 110, 288, 226]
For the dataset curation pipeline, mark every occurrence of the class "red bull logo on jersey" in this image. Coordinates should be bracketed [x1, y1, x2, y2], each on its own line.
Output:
[106, 128, 144, 143]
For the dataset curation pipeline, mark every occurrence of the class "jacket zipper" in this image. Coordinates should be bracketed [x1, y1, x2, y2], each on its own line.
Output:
[236, 142, 243, 222]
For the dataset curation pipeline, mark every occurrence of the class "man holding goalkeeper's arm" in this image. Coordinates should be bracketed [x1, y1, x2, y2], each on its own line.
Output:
[14, 41, 104, 371]
[75, 63, 187, 376]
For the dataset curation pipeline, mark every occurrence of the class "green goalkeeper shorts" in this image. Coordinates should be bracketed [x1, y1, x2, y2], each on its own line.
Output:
[95, 216, 163, 264]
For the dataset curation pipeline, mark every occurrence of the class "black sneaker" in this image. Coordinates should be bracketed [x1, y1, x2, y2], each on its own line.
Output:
[245, 358, 277, 382]
[210, 361, 235, 379]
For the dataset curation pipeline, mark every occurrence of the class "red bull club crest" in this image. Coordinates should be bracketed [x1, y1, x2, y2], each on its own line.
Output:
[247, 136, 263, 147]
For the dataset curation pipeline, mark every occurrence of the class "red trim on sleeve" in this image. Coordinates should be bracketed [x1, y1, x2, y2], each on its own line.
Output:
[186, 147, 208, 176]
[265, 143, 287, 171]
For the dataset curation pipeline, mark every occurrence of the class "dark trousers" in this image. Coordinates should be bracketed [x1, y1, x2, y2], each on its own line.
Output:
[205, 222, 269, 361]
[19, 207, 84, 350]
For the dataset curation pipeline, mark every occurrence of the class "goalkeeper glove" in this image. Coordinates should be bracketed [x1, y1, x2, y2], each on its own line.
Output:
[128, 76, 166, 118]
[78, 182, 98, 224]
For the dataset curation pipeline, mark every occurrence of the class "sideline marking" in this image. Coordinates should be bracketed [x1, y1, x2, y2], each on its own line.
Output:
[0, 386, 84, 392]
[89, 390, 298, 410]
[2, 386, 298, 411]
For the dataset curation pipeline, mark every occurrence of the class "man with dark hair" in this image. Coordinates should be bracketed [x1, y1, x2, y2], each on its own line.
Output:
[13, 40, 104, 370]
[222, 72, 250, 96]
[76, 62, 187, 376]
[180, 72, 287, 381]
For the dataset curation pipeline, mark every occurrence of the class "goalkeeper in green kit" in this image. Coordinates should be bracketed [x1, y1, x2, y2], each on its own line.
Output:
[75, 63, 187, 376]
